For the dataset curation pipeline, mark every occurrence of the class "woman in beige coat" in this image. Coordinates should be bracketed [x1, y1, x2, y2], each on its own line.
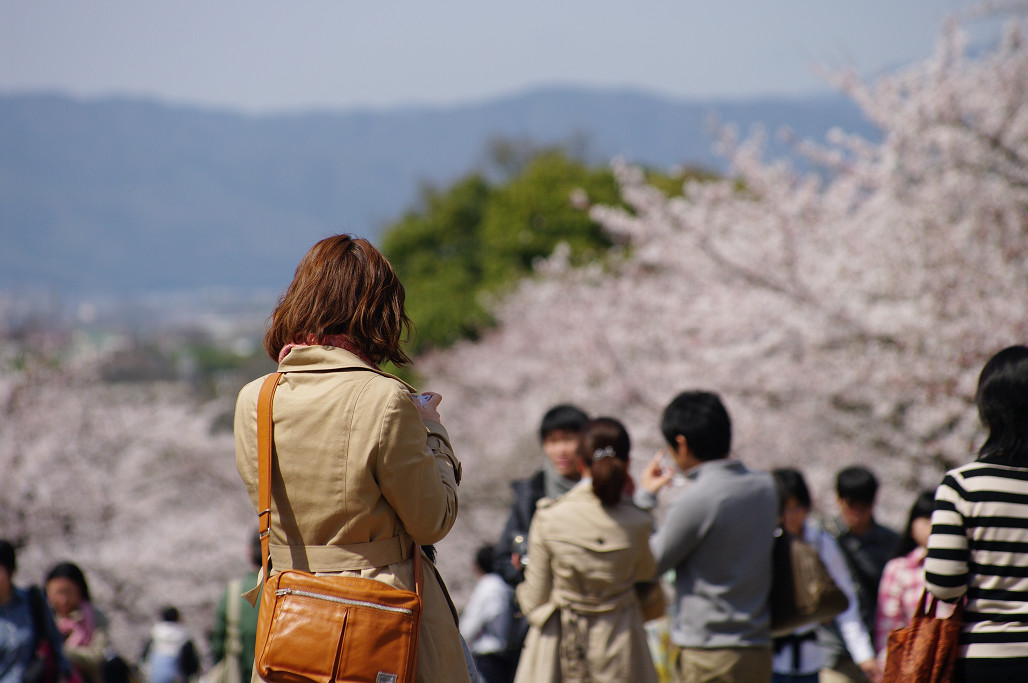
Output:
[234, 234, 471, 683]
[514, 418, 659, 683]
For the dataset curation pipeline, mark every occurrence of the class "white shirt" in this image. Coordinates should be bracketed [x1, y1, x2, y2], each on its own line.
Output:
[459, 572, 513, 656]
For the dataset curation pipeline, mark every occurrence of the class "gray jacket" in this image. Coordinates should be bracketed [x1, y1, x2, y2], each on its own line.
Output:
[644, 459, 778, 648]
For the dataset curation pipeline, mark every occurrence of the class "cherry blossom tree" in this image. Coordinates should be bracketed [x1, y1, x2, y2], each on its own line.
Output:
[0, 346, 253, 658]
[418, 3, 1028, 579]
[2, 2, 1026, 652]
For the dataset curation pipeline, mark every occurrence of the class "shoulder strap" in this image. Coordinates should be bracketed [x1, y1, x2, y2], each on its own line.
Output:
[27, 585, 50, 645]
[254, 372, 422, 594]
[256, 372, 283, 582]
[414, 544, 423, 598]
[823, 516, 844, 539]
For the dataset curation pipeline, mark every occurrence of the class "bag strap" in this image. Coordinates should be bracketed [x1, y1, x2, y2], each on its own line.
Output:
[915, 589, 966, 623]
[822, 516, 844, 540]
[256, 372, 282, 583]
[27, 585, 50, 648]
[255, 372, 423, 596]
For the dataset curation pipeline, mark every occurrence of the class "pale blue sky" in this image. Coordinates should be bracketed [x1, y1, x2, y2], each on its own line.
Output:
[0, 0, 995, 113]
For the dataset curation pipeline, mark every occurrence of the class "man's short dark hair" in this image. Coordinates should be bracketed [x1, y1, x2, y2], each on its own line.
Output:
[660, 391, 732, 461]
[836, 466, 878, 504]
[160, 605, 180, 622]
[475, 544, 495, 575]
[538, 404, 589, 441]
[0, 540, 15, 575]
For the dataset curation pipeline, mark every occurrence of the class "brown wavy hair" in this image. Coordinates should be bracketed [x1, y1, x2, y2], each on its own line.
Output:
[263, 234, 413, 366]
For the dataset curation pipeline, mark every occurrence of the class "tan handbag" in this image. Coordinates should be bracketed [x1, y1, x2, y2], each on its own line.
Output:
[253, 372, 423, 683]
[769, 529, 849, 637]
[882, 590, 964, 683]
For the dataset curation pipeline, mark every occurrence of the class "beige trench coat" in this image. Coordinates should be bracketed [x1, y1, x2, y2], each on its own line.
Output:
[234, 345, 470, 683]
[514, 481, 659, 683]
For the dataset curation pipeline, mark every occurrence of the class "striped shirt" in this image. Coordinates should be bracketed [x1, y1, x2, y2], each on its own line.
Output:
[925, 461, 1028, 660]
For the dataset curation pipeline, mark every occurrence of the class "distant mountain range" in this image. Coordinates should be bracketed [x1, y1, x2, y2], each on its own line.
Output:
[0, 88, 877, 297]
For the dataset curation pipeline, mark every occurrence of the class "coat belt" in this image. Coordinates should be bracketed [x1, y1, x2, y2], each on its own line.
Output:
[271, 534, 412, 573]
[559, 587, 638, 614]
[241, 534, 414, 606]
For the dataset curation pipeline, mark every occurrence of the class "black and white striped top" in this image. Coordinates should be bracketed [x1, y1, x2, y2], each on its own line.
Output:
[925, 461, 1028, 660]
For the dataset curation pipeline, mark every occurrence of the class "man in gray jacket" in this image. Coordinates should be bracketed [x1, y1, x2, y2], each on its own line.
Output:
[638, 391, 778, 683]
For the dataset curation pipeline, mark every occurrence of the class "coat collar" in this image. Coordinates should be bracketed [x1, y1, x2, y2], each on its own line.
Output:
[684, 457, 746, 481]
[562, 478, 609, 505]
[277, 345, 415, 391]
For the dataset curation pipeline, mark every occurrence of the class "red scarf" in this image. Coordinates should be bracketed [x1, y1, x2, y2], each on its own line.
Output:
[278, 333, 375, 366]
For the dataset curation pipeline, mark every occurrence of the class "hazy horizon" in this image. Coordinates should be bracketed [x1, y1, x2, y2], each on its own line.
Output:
[1, 0, 993, 114]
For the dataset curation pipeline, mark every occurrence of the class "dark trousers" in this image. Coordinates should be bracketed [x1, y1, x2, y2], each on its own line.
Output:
[473, 653, 513, 683]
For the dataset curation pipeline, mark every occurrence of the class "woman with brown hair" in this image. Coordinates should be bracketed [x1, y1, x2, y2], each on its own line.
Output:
[233, 234, 470, 683]
[513, 417, 658, 683]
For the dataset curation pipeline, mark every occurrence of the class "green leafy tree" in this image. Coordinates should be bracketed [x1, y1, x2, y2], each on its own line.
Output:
[478, 150, 621, 285]
[382, 174, 493, 354]
[382, 144, 711, 360]
[382, 148, 619, 357]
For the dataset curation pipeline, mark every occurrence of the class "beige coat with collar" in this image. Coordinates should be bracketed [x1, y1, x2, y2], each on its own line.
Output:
[234, 345, 469, 683]
[514, 481, 659, 683]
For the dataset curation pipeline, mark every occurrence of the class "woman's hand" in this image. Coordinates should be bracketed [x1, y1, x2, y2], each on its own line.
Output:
[640, 451, 674, 494]
[415, 391, 442, 422]
[858, 658, 882, 683]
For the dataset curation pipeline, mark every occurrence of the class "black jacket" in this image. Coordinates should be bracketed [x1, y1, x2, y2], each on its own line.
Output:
[493, 470, 546, 586]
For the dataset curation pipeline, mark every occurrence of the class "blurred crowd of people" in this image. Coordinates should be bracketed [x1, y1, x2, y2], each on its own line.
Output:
[460, 401, 906, 683]
[465, 344, 1028, 683]
[0, 539, 258, 683]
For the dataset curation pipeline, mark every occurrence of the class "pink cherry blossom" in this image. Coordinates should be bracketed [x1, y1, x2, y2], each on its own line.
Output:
[418, 3, 1028, 590]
